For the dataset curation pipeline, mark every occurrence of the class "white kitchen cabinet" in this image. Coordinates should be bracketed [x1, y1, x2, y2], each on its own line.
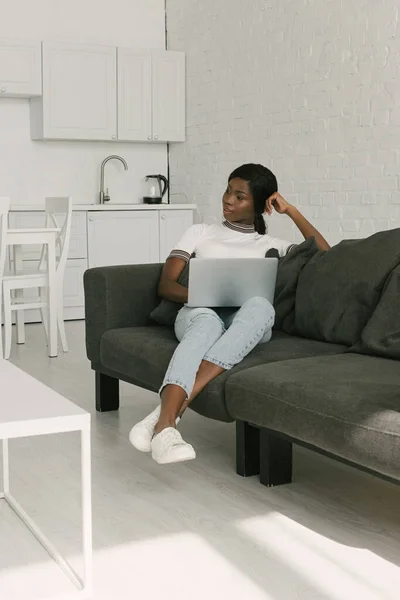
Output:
[152, 51, 185, 142]
[88, 211, 160, 268]
[159, 209, 193, 262]
[30, 42, 117, 141]
[118, 48, 185, 142]
[27, 40, 185, 142]
[118, 49, 185, 142]
[0, 39, 41, 97]
[117, 49, 152, 141]
[63, 259, 87, 308]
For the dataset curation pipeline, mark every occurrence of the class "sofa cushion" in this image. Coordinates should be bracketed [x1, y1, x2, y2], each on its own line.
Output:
[351, 263, 400, 360]
[273, 238, 319, 331]
[149, 263, 189, 327]
[294, 228, 400, 345]
[226, 354, 400, 481]
[100, 327, 346, 422]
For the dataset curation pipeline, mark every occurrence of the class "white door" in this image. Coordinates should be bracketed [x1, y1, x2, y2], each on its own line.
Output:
[152, 51, 185, 142]
[159, 210, 193, 262]
[0, 39, 41, 97]
[31, 42, 117, 140]
[117, 49, 152, 141]
[88, 211, 160, 268]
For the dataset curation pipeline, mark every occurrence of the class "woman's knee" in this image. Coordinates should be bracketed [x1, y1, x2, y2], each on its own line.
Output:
[241, 296, 275, 328]
[175, 306, 224, 341]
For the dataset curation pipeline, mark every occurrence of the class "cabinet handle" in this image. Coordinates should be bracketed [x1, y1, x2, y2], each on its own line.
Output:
[0, 87, 6, 93]
[161, 215, 166, 220]
[154, 134, 159, 140]
[147, 135, 152, 140]
[111, 135, 117, 140]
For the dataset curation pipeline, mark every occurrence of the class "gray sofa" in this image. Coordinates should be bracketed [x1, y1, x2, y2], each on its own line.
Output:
[84, 230, 400, 487]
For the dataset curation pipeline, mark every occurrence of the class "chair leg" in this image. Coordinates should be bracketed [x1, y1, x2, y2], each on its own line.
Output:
[3, 288, 12, 360]
[57, 295, 68, 353]
[16, 307, 25, 345]
[40, 287, 49, 342]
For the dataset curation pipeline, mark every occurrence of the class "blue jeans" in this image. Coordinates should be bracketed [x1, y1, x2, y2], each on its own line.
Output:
[160, 297, 275, 399]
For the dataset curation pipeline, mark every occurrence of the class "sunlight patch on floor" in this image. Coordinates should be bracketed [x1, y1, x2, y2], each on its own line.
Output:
[236, 512, 400, 600]
[93, 532, 274, 600]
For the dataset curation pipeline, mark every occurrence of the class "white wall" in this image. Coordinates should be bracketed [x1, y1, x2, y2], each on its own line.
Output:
[167, 0, 400, 245]
[0, 0, 167, 205]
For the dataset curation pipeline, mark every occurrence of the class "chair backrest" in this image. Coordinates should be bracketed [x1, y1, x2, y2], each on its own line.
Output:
[43, 197, 73, 278]
[0, 197, 10, 282]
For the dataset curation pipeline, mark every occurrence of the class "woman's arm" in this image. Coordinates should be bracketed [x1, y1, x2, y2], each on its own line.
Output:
[266, 193, 330, 251]
[158, 257, 189, 303]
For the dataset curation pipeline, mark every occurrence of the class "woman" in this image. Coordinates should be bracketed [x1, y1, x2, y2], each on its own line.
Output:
[129, 164, 329, 464]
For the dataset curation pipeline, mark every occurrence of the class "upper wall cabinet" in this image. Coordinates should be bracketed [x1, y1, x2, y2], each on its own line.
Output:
[30, 42, 117, 141]
[117, 49, 152, 141]
[118, 49, 185, 142]
[29, 41, 185, 143]
[152, 51, 185, 142]
[0, 39, 41, 97]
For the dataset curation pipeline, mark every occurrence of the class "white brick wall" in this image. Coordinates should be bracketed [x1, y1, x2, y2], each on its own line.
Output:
[167, 0, 400, 245]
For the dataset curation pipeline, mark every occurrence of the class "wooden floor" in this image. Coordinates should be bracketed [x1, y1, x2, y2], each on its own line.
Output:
[1, 321, 400, 600]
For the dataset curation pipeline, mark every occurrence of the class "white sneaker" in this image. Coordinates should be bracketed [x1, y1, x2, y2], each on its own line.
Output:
[129, 406, 161, 452]
[129, 407, 181, 453]
[151, 428, 196, 465]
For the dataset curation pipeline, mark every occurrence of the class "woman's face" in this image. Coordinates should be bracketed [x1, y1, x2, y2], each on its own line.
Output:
[222, 178, 255, 224]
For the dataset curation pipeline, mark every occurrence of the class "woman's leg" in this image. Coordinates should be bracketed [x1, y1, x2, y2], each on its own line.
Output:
[129, 306, 224, 454]
[155, 306, 225, 433]
[178, 297, 275, 415]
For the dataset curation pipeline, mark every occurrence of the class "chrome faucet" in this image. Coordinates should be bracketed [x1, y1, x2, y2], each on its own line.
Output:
[99, 155, 128, 204]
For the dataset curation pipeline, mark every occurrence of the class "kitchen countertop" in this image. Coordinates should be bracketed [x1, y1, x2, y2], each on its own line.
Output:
[10, 204, 197, 212]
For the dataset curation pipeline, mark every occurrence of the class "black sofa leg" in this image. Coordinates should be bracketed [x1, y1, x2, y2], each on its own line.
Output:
[236, 421, 260, 477]
[95, 371, 119, 412]
[260, 428, 292, 487]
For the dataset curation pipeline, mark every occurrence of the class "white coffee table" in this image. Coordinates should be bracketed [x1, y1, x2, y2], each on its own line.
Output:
[0, 360, 92, 598]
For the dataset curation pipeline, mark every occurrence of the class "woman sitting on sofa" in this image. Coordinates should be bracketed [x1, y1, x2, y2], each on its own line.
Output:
[129, 163, 330, 464]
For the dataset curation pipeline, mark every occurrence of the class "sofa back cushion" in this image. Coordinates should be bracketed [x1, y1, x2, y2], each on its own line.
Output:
[294, 228, 400, 345]
[350, 262, 400, 360]
[273, 238, 319, 331]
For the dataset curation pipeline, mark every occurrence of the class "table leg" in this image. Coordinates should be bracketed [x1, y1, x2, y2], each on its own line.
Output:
[81, 425, 93, 596]
[47, 238, 58, 357]
[14, 245, 25, 345]
[2, 439, 9, 496]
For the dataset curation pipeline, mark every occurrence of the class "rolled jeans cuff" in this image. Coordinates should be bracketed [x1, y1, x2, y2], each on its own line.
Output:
[203, 355, 233, 370]
[159, 378, 190, 399]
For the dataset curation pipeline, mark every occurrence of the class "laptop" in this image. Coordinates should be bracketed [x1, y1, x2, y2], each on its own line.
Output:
[187, 258, 278, 308]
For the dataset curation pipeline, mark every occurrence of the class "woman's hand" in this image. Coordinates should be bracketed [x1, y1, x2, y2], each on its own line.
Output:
[265, 192, 330, 250]
[265, 192, 293, 216]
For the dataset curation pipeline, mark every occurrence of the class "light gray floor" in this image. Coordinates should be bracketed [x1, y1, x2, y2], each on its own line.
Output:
[1, 321, 400, 600]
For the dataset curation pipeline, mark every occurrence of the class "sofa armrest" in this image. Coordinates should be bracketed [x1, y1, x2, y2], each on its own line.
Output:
[84, 263, 163, 364]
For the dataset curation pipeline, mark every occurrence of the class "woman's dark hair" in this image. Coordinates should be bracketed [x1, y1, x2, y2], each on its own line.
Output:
[228, 163, 278, 235]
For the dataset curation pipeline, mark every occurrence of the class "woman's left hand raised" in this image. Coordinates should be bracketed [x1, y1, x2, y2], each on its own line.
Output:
[265, 192, 293, 216]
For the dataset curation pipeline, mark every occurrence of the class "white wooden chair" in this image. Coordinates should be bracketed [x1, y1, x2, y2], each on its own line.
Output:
[0, 197, 11, 357]
[2, 197, 72, 359]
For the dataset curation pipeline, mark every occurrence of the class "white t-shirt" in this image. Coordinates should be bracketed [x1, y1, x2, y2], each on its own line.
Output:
[169, 220, 297, 263]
